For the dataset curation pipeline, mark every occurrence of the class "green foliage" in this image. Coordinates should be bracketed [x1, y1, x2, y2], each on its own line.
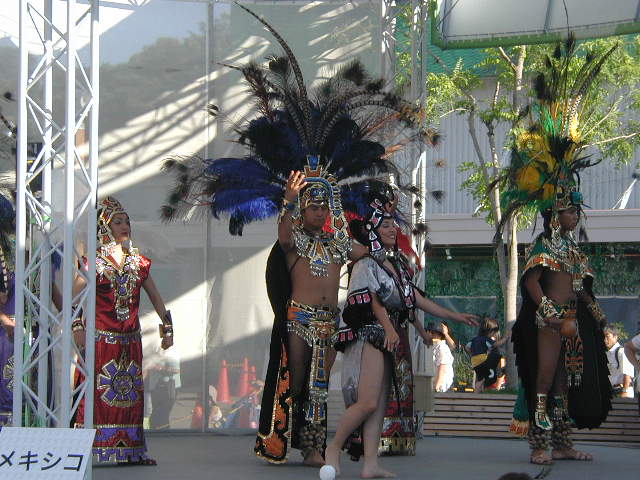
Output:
[588, 243, 640, 297]
[453, 349, 474, 387]
[425, 257, 502, 297]
[409, 36, 640, 221]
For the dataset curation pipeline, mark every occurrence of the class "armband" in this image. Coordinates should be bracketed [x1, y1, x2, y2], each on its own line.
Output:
[535, 296, 564, 329]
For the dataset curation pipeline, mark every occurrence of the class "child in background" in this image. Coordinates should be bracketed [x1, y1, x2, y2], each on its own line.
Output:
[467, 317, 509, 393]
[429, 323, 455, 392]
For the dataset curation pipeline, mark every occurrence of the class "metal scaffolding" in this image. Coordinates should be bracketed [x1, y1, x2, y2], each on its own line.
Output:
[15, 0, 98, 450]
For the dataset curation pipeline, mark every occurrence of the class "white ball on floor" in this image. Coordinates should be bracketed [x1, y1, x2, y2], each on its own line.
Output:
[319, 464, 336, 480]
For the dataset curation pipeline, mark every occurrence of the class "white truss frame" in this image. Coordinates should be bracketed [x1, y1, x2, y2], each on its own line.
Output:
[15, 0, 98, 462]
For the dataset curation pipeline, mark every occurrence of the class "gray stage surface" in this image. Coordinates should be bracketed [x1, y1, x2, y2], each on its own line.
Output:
[93, 433, 638, 480]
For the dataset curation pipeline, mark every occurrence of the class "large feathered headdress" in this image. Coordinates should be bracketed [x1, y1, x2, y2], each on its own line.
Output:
[161, 3, 436, 235]
[495, 34, 617, 241]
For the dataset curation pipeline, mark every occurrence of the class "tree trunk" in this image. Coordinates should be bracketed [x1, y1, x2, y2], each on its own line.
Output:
[503, 46, 526, 389]
[504, 216, 519, 389]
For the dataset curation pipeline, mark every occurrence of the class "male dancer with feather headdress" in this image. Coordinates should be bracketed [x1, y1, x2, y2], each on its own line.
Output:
[499, 35, 613, 465]
[256, 165, 368, 466]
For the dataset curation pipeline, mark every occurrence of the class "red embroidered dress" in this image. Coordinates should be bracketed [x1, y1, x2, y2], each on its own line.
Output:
[75, 252, 151, 462]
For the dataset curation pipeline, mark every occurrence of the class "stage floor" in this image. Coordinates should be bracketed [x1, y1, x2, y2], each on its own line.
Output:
[92, 433, 639, 480]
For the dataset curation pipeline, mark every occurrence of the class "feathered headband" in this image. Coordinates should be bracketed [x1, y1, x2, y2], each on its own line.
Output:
[161, 3, 436, 235]
[495, 34, 616, 241]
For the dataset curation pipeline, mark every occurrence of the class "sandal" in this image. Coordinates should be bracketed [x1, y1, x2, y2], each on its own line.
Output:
[552, 449, 592, 461]
[530, 451, 553, 465]
[117, 456, 158, 466]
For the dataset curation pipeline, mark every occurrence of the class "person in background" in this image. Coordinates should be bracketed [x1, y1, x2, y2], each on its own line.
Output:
[146, 345, 181, 429]
[623, 333, 640, 413]
[430, 323, 455, 393]
[603, 325, 634, 398]
[467, 317, 510, 393]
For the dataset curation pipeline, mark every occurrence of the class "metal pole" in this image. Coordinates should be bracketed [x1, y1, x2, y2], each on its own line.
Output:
[13, 0, 29, 427]
[37, 0, 54, 427]
[60, 0, 77, 429]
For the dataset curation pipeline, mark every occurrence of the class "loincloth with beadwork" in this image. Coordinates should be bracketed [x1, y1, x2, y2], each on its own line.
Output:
[286, 300, 339, 425]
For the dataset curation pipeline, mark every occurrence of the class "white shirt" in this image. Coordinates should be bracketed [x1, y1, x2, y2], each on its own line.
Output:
[607, 341, 635, 397]
[631, 334, 640, 393]
[433, 341, 454, 392]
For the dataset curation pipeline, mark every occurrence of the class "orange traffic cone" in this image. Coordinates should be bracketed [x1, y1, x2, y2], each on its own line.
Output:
[191, 399, 204, 430]
[216, 359, 232, 404]
[236, 357, 250, 398]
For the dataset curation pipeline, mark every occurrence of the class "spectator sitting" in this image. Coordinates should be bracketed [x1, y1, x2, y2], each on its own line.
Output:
[604, 325, 634, 398]
[428, 323, 454, 393]
[466, 317, 509, 393]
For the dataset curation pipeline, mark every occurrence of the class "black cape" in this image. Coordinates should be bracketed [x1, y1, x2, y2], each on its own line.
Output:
[512, 273, 612, 429]
[254, 242, 293, 463]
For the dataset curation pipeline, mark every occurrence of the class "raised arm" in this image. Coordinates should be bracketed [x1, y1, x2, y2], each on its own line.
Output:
[493, 331, 511, 348]
[440, 322, 456, 350]
[413, 288, 478, 327]
[278, 170, 306, 252]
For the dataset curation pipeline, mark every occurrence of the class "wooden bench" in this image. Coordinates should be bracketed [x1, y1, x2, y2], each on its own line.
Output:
[424, 392, 640, 445]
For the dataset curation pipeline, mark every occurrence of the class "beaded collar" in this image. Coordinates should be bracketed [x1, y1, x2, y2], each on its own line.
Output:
[96, 252, 143, 322]
[292, 225, 351, 277]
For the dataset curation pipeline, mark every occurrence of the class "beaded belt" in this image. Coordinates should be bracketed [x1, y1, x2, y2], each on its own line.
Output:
[286, 300, 339, 424]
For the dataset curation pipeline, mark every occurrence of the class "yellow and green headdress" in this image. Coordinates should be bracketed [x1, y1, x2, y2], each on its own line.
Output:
[496, 34, 616, 240]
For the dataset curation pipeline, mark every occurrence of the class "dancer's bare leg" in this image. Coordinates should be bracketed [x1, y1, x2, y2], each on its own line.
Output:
[360, 353, 394, 479]
[531, 326, 563, 464]
[325, 344, 385, 475]
[288, 333, 324, 466]
[547, 348, 593, 461]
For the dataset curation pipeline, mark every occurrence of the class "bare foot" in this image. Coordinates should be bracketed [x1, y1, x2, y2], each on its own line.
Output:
[552, 448, 593, 461]
[530, 449, 553, 465]
[361, 465, 396, 478]
[324, 444, 341, 476]
[303, 449, 325, 467]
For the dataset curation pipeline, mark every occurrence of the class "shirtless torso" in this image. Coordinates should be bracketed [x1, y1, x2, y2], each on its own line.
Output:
[287, 253, 341, 308]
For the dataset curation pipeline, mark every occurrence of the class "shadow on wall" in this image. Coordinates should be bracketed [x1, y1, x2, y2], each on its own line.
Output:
[0, 0, 383, 431]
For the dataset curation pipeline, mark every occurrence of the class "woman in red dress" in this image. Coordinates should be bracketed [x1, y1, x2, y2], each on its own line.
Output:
[74, 197, 174, 465]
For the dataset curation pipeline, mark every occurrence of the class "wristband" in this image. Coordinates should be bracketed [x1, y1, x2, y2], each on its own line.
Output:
[159, 324, 174, 338]
[283, 198, 296, 211]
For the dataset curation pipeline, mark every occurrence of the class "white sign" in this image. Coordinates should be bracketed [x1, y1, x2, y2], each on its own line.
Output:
[0, 427, 95, 479]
